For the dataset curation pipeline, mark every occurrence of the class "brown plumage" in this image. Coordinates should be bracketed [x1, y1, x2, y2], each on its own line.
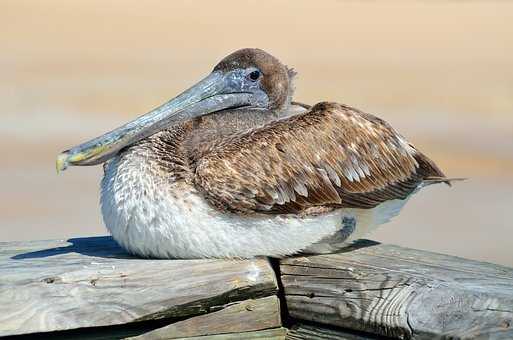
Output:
[193, 102, 445, 214]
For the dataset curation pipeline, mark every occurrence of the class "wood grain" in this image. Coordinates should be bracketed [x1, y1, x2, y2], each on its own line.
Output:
[166, 327, 288, 340]
[131, 296, 281, 339]
[3, 237, 513, 339]
[281, 240, 513, 339]
[286, 323, 383, 340]
[0, 236, 278, 336]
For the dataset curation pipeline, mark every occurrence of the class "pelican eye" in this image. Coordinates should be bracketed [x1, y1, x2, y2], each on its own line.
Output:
[248, 70, 261, 81]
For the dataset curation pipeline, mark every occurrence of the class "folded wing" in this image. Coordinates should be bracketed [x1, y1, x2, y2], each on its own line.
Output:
[194, 102, 445, 214]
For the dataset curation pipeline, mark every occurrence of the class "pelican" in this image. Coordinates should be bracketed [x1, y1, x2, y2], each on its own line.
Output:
[57, 48, 454, 259]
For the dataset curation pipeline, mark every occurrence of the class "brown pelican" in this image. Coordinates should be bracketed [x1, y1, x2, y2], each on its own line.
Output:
[57, 48, 454, 259]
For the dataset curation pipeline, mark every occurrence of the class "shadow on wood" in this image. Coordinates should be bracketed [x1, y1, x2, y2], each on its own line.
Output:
[10, 236, 133, 260]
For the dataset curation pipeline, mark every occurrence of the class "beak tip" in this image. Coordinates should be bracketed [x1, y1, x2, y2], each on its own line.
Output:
[56, 152, 69, 174]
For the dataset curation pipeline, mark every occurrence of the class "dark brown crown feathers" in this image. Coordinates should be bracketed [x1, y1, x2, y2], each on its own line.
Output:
[214, 48, 291, 110]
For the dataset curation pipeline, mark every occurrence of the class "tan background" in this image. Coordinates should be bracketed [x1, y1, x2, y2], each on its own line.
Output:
[2, 1, 512, 265]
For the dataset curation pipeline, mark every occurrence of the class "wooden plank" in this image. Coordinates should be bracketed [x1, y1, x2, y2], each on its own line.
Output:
[130, 296, 281, 339]
[0, 236, 278, 336]
[286, 323, 385, 340]
[280, 240, 513, 339]
[166, 327, 288, 340]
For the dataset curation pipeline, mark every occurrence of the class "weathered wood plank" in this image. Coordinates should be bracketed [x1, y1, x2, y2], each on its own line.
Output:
[281, 240, 513, 339]
[130, 296, 281, 339]
[286, 323, 385, 340]
[0, 236, 278, 337]
[165, 327, 288, 340]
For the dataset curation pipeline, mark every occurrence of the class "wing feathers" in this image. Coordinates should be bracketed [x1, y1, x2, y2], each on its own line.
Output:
[194, 102, 445, 214]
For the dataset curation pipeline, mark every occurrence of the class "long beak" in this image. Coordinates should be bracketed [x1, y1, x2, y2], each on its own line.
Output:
[56, 71, 252, 173]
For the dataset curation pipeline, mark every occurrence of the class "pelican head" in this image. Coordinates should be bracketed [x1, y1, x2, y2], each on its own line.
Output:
[56, 48, 292, 172]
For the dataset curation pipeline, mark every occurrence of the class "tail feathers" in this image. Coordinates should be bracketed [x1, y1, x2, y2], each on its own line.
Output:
[413, 150, 465, 188]
[422, 177, 467, 187]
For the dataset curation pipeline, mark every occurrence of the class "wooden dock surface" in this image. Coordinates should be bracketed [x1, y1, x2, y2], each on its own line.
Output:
[1, 237, 512, 339]
[281, 240, 513, 339]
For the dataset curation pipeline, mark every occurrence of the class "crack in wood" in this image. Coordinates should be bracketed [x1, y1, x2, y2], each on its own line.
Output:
[471, 308, 513, 314]
[133, 282, 277, 322]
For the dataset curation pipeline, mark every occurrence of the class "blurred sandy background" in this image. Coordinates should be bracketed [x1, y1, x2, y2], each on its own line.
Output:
[1, 1, 512, 265]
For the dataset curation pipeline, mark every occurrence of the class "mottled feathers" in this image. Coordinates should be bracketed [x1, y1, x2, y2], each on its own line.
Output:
[194, 102, 445, 214]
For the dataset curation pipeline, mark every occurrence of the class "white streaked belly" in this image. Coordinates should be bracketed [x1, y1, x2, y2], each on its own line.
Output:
[100, 155, 408, 259]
